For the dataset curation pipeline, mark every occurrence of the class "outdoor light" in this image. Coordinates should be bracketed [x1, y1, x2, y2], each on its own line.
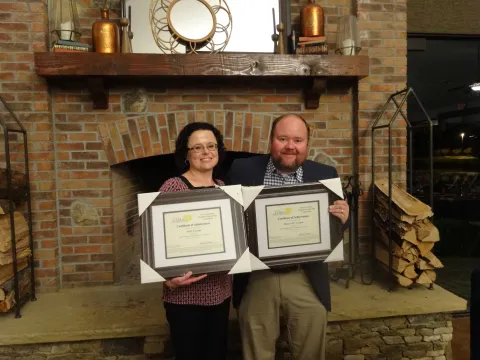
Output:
[460, 132, 465, 144]
[470, 82, 480, 91]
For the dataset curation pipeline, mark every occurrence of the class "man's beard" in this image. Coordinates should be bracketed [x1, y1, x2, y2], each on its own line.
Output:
[272, 154, 302, 173]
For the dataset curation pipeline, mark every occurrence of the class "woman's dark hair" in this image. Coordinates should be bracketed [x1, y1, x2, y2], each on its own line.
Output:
[174, 122, 227, 171]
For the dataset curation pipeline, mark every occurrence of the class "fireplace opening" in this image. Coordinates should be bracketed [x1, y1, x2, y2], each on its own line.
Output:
[111, 151, 262, 284]
[128, 151, 259, 192]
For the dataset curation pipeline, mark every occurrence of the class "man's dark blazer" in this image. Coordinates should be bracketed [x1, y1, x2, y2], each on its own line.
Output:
[226, 154, 346, 312]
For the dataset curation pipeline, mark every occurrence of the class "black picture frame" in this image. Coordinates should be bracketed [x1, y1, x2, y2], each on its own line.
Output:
[245, 182, 342, 267]
[141, 188, 247, 278]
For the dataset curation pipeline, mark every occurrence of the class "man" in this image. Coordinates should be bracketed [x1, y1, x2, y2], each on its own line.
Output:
[226, 114, 350, 360]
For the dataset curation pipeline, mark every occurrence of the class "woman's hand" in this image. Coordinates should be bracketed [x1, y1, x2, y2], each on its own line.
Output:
[329, 200, 350, 225]
[164, 271, 207, 289]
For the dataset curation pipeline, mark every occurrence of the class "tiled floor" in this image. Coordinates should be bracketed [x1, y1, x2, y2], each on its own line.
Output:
[435, 256, 479, 311]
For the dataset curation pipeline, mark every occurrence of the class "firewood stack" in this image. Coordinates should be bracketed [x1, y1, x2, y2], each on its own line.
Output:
[0, 207, 31, 312]
[373, 178, 444, 288]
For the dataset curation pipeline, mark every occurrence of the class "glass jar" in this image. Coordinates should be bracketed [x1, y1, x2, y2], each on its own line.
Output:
[51, 0, 81, 42]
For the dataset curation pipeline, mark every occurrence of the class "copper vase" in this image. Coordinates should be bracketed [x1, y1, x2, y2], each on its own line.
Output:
[92, 8, 119, 53]
[301, 0, 325, 37]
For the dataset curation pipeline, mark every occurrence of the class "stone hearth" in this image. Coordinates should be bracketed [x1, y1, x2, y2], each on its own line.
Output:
[0, 279, 466, 360]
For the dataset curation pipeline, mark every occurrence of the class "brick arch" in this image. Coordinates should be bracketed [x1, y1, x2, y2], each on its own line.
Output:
[98, 111, 280, 166]
[97, 111, 341, 167]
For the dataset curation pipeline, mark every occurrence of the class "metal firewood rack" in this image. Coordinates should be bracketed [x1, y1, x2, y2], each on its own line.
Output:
[371, 87, 434, 291]
[0, 95, 36, 318]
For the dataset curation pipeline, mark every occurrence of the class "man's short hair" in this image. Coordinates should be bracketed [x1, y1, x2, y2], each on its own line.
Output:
[269, 114, 311, 141]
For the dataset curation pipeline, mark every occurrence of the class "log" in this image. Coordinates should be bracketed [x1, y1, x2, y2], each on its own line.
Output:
[379, 263, 413, 287]
[375, 193, 416, 224]
[394, 272, 414, 287]
[0, 266, 30, 312]
[0, 291, 14, 312]
[0, 259, 28, 285]
[375, 244, 410, 273]
[414, 219, 432, 240]
[403, 250, 417, 264]
[373, 179, 444, 288]
[0, 288, 5, 302]
[0, 211, 29, 252]
[375, 178, 434, 219]
[0, 238, 31, 266]
[423, 251, 444, 269]
[413, 219, 440, 242]
[374, 221, 418, 264]
[410, 247, 420, 258]
[374, 223, 404, 258]
[416, 258, 434, 271]
[425, 269, 437, 282]
[402, 228, 420, 246]
[374, 213, 419, 248]
[403, 264, 418, 279]
[416, 271, 433, 285]
[0, 266, 30, 296]
[0, 200, 12, 215]
[401, 241, 413, 253]
[374, 205, 419, 246]
[417, 241, 435, 257]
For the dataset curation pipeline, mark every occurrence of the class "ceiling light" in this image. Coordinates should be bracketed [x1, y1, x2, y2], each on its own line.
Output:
[470, 82, 480, 91]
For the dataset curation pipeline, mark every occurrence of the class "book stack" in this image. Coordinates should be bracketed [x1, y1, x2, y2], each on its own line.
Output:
[51, 40, 92, 53]
[295, 36, 328, 55]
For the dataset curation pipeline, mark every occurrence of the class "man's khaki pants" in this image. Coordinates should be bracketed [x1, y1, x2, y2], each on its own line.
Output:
[238, 268, 327, 360]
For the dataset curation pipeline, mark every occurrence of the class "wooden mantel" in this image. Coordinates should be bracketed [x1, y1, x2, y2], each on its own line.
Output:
[34, 52, 369, 110]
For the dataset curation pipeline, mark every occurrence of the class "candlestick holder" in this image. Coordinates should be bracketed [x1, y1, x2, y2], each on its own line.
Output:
[51, 0, 81, 42]
[335, 14, 361, 56]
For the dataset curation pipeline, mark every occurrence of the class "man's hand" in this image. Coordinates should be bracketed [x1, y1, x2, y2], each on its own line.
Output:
[329, 200, 350, 225]
[164, 271, 207, 289]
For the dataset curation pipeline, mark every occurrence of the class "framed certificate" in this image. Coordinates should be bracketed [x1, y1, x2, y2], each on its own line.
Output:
[141, 188, 247, 278]
[245, 182, 342, 267]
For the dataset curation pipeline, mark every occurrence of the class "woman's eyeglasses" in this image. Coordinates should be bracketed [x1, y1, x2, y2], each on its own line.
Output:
[187, 143, 218, 153]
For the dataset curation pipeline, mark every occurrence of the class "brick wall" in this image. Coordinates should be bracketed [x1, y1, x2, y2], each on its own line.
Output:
[0, 0, 407, 291]
[357, 0, 408, 247]
[0, 1, 59, 292]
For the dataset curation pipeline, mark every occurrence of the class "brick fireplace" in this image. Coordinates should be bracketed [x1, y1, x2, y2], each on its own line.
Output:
[102, 109, 359, 284]
[0, 0, 408, 292]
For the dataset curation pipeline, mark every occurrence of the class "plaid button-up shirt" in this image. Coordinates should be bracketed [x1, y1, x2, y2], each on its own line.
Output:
[263, 156, 303, 186]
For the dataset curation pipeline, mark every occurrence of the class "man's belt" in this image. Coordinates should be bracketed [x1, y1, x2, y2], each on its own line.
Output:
[269, 264, 301, 273]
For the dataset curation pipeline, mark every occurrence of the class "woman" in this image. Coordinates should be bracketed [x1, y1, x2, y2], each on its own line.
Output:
[159, 122, 230, 360]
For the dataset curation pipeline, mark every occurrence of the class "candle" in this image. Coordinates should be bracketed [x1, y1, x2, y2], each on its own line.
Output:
[60, 20, 73, 40]
[342, 39, 355, 56]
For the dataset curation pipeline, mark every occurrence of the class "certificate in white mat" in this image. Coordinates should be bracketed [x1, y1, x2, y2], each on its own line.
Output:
[255, 192, 331, 258]
[151, 198, 237, 268]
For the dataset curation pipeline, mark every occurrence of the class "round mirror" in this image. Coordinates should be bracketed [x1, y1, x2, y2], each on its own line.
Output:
[167, 0, 216, 43]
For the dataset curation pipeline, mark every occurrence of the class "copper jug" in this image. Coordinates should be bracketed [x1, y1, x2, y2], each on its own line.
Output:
[301, 0, 325, 37]
[92, 8, 120, 53]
